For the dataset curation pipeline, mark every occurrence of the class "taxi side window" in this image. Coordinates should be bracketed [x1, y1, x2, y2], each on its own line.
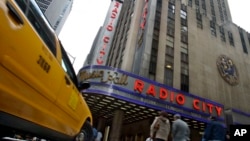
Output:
[15, 0, 27, 13]
[15, 0, 57, 57]
[60, 41, 78, 86]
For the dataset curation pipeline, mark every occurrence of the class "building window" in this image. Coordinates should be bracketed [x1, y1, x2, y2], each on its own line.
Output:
[168, 1, 175, 20]
[180, 4, 188, 44]
[153, 28, 160, 40]
[167, 18, 175, 29]
[212, 16, 216, 23]
[156, 10, 161, 19]
[181, 4, 187, 11]
[201, 0, 206, 16]
[157, 0, 162, 9]
[248, 33, 250, 45]
[228, 31, 234, 46]
[165, 55, 174, 68]
[181, 74, 189, 92]
[165, 45, 174, 86]
[181, 45, 188, 61]
[154, 20, 160, 30]
[168, 12, 175, 20]
[195, 0, 199, 5]
[210, 21, 216, 37]
[181, 62, 189, 76]
[168, 3, 175, 14]
[201, 0, 206, 9]
[149, 47, 157, 75]
[180, 10, 187, 19]
[149, 74, 156, 80]
[166, 45, 174, 56]
[188, 0, 192, 7]
[164, 68, 173, 86]
[167, 36, 174, 47]
[181, 18, 187, 26]
[167, 2, 175, 37]
[181, 44, 189, 92]
[167, 27, 175, 37]
[222, 0, 228, 21]
[217, 0, 224, 22]
[149, 59, 157, 75]
[169, 0, 176, 5]
[219, 26, 226, 42]
[210, 0, 216, 22]
[181, 52, 188, 63]
[181, 33, 188, 44]
[181, 17, 188, 44]
[196, 12, 202, 29]
[239, 28, 248, 54]
[152, 39, 159, 48]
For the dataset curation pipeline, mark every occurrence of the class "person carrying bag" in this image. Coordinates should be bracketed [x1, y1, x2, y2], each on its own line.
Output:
[150, 111, 171, 141]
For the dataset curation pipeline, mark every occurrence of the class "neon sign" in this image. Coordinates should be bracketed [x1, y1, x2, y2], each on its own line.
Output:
[78, 67, 224, 117]
[134, 79, 222, 116]
[140, 0, 149, 30]
[96, 1, 121, 65]
[137, 0, 149, 46]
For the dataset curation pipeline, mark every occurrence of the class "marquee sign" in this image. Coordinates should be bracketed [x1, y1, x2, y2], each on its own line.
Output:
[78, 66, 224, 119]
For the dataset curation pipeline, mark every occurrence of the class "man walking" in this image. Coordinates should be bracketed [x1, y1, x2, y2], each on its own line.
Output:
[202, 116, 226, 141]
[172, 114, 190, 141]
[150, 111, 171, 141]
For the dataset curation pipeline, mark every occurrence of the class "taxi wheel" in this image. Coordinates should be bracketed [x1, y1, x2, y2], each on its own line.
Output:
[75, 121, 93, 141]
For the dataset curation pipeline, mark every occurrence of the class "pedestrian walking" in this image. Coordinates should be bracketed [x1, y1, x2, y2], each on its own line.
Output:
[171, 114, 190, 141]
[202, 116, 226, 141]
[95, 131, 103, 141]
[150, 111, 171, 141]
[92, 127, 98, 141]
[225, 130, 230, 141]
[145, 136, 153, 141]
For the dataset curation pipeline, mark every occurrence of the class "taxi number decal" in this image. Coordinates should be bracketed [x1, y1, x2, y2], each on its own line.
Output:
[37, 55, 51, 73]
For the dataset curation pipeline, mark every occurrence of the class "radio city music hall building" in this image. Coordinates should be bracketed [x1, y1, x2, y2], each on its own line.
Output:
[78, 0, 250, 141]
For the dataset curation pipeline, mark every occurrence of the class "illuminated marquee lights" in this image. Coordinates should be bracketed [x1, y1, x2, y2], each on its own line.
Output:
[134, 79, 222, 117]
[78, 67, 223, 117]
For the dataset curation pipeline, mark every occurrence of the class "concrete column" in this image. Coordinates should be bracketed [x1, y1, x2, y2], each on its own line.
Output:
[97, 117, 106, 131]
[156, 0, 168, 83]
[173, 0, 182, 89]
[109, 110, 124, 141]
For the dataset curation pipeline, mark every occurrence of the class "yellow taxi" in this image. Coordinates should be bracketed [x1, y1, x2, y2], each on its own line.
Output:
[0, 0, 93, 140]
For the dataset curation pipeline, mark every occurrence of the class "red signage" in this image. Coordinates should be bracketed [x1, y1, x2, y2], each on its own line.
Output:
[96, 1, 121, 65]
[78, 67, 224, 118]
[140, 0, 149, 29]
[134, 79, 222, 117]
[137, 0, 149, 46]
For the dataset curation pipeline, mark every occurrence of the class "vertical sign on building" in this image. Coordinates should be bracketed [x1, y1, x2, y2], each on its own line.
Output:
[132, 0, 150, 74]
[94, 1, 123, 65]
[137, 0, 149, 47]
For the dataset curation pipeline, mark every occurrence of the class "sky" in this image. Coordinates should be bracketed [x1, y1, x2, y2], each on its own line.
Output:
[59, 0, 250, 73]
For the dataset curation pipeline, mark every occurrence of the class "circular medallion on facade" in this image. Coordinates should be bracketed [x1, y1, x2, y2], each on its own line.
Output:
[216, 55, 239, 86]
